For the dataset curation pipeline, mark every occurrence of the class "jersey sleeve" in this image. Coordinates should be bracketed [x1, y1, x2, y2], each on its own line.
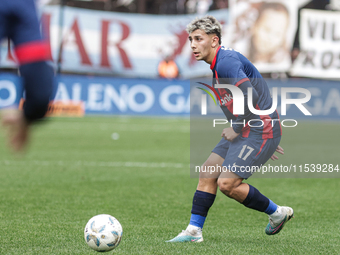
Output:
[215, 57, 249, 86]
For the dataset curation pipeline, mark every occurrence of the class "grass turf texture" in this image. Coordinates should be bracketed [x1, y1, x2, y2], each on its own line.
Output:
[0, 117, 339, 254]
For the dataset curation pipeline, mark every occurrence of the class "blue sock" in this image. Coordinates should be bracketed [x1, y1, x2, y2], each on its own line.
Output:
[264, 199, 278, 215]
[189, 214, 206, 228]
[189, 190, 216, 229]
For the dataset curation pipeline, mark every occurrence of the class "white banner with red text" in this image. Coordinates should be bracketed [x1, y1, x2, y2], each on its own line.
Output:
[0, 7, 229, 78]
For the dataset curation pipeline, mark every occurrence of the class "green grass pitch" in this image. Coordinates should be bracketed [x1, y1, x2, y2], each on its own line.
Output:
[0, 117, 339, 254]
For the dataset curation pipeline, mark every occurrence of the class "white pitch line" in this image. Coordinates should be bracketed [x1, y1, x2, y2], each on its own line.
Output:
[0, 160, 189, 169]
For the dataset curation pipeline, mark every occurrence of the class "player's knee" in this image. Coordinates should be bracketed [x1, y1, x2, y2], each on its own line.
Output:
[217, 179, 235, 197]
[25, 99, 50, 119]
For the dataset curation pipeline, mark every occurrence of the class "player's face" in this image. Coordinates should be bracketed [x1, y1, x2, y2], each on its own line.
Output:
[188, 29, 217, 64]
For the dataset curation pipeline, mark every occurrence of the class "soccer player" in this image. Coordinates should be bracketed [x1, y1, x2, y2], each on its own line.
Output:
[0, 0, 53, 152]
[167, 16, 293, 243]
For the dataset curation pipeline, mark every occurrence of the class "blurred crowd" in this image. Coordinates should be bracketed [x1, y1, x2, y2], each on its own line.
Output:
[41, 0, 228, 14]
[41, 0, 340, 14]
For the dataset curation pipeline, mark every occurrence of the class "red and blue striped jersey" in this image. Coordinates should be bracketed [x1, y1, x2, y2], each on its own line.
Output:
[210, 46, 282, 139]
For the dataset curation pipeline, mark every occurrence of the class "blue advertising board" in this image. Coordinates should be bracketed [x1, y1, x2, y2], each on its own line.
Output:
[54, 75, 190, 115]
[0, 73, 190, 116]
[0, 73, 339, 119]
[0, 73, 23, 108]
[267, 78, 340, 120]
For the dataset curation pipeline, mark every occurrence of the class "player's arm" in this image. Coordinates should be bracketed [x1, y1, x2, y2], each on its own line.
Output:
[232, 80, 259, 134]
[221, 80, 258, 141]
[217, 58, 258, 141]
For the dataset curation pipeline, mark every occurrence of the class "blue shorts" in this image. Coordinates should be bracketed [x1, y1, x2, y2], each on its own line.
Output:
[212, 136, 281, 179]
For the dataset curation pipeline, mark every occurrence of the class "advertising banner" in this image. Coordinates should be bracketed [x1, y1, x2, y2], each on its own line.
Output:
[0, 73, 339, 118]
[54, 75, 190, 115]
[290, 9, 340, 79]
[0, 73, 190, 116]
[0, 7, 229, 79]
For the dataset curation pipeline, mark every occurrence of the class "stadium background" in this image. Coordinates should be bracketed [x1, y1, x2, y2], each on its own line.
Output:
[0, 0, 339, 254]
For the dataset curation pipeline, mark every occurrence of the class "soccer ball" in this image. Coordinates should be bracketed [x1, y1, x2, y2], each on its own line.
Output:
[84, 214, 123, 252]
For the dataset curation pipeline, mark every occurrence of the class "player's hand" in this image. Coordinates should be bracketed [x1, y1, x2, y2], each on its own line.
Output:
[270, 145, 284, 161]
[221, 127, 240, 142]
[1, 109, 30, 153]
